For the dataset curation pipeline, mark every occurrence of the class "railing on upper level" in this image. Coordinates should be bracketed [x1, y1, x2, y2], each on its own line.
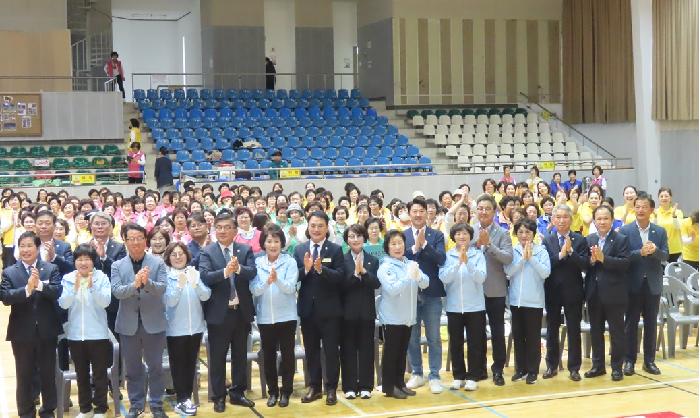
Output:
[519, 92, 617, 161]
[0, 75, 117, 93]
[130, 72, 359, 98]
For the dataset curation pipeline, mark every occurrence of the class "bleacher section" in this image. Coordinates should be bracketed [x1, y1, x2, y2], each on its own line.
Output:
[0, 144, 126, 187]
[407, 107, 605, 173]
[135, 88, 433, 178]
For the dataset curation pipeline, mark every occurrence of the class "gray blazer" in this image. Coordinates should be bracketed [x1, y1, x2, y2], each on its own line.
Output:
[111, 253, 168, 336]
[472, 222, 513, 298]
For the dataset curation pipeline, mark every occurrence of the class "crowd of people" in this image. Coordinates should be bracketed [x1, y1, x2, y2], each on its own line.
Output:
[0, 164, 698, 418]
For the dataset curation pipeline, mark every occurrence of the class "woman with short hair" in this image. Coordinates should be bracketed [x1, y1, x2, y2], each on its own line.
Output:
[250, 225, 298, 408]
[163, 242, 210, 416]
[58, 244, 112, 418]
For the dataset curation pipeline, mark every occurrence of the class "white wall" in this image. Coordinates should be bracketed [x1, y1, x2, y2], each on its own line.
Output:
[332, 0, 358, 89]
[0, 0, 66, 30]
[264, 0, 296, 90]
[112, 0, 201, 99]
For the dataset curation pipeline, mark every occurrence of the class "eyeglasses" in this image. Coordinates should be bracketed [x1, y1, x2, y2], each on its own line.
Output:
[215, 225, 234, 231]
[126, 237, 146, 242]
[476, 207, 493, 213]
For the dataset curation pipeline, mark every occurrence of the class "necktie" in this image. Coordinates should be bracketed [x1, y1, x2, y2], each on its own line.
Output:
[559, 235, 565, 248]
[224, 247, 237, 301]
[312, 243, 320, 261]
[598, 236, 606, 251]
[26, 265, 32, 277]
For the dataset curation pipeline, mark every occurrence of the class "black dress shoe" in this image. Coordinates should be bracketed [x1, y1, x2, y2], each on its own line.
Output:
[543, 368, 558, 379]
[643, 362, 661, 375]
[213, 398, 226, 413]
[279, 393, 290, 407]
[623, 361, 635, 376]
[569, 371, 581, 381]
[125, 407, 145, 418]
[326, 391, 337, 406]
[525, 373, 537, 384]
[386, 388, 407, 399]
[584, 368, 606, 378]
[493, 372, 505, 386]
[611, 369, 624, 381]
[511, 371, 526, 382]
[399, 386, 416, 396]
[301, 388, 323, 403]
[473, 373, 489, 382]
[229, 393, 255, 407]
[266, 394, 278, 407]
[151, 407, 168, 418]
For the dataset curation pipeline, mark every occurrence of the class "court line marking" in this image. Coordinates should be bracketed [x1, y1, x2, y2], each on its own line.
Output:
[657, 358, 699, 374]
[338, 396, 369, 416]
[445, 387, 508, 418]
[337, 378, 699, 418]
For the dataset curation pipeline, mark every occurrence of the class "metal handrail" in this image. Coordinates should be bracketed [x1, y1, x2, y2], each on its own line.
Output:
[518, 92, 617, 160]
[0, 75, 117, 92]
[130, 72, 359, 97]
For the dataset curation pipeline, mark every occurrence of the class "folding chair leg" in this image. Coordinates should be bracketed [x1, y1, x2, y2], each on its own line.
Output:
[657, 323, 667, 360]
[668, 324, 677, 358]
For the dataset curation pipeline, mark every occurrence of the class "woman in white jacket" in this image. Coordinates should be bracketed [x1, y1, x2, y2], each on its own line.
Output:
[163, 242, 211, 416]
[505, 219, 551, 385]
[58, 244, 112, 418]
[377, 230, 429, 399]
[249, 224, 299, 408]
[439, 223, 487, 392]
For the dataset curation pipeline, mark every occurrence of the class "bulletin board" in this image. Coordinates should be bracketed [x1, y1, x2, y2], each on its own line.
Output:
[0, 93, 42, 137]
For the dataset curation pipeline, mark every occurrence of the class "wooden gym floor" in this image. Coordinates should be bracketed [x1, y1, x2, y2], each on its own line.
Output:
[0, 309, 697, 418]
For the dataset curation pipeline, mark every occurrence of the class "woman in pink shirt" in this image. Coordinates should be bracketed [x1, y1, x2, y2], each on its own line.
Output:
[234, 207, 262, 253]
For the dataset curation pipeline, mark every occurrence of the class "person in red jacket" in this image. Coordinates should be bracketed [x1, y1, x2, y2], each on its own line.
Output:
[104, 51, 125, 99]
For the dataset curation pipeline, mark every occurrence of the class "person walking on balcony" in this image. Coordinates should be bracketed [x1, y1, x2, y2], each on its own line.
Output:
[104, 51, 126, 99]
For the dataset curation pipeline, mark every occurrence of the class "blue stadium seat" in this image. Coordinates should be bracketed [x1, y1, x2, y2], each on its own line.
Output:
[324, 147, 339, 159]
[310, 147, 324, 160]
[352, 147, 365, 158]
[134, 89, 146, 100]
[273, 137, 286, 149]
[171, 162, 181, 177]
[221, 149, 235, 162]
[200, 137, 214, 151]
[295, 147, 309, 159]
[287, 136, 301, 147]
[316, 136, 330, 147]
[192, 149, 206, 162]
[281, 148, 294, 160]
[185, 137, 199, 149]
[245, 160, 259, 170]
[343, 137, 357, 147]
[186, 88, 198, 99]
[330, 136, 343, 147]
[215, 137, 229, 150]
[200, 89, 211, 100]
[376, 156, 390, 166]
[176, 150, 190, 163]
[357, 135, 371, 147]
[237, 148, 251, 160]
[366, 146, 379, 158]
[366, 108, 378, 118]
[397, 135, 409, 145]
[380, 146, 393, 158]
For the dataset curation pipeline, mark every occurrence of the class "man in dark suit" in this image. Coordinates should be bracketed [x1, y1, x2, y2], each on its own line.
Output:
[199, 213, 256, 413]
[341, 224, 380, 398]
[584, 205, 630, 382]
[35, 211, 74, 275]
[620, 193, 668, 376]
[543, 204, 590, 381]
[292, 211, 345, 405]
[153, 146, 174, 195]
[403, 197, 447, 393]
[0, 231, 62, 418]
[186, 213, 209, 268]
[89, 212, 127, 334]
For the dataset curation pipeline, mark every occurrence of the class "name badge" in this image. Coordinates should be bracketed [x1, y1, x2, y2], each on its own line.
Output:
[322, 258, 332, 263]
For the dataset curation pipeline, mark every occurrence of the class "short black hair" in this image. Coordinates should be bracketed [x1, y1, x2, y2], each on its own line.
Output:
[344, 223, 368, 243]
[18, 231, 41, 248]
[260, 224, 286, 249]
[121, 222, 147, 241]
[408, 197, 427, 211]
[634, 191, 655, 209]
[187, 212, 206, 226]
[513, 218, 538, 236]
[307, 210, 329, 225]
[383, 229, 406, 255]
[214, 212, 237, 227]
[567, 169, 577, 176]
[74, 243, 98, 264]
[147, 226, 171, 247]
[593, 205, 614, 218]
[476, 194, 497, 210]
[35, 210, 56, 223]
[449, 223, 474, 242]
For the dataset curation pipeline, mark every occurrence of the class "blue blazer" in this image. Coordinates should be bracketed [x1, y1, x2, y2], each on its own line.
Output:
[111, 253, 168, 336]
[48, 239, 74, 275]
[403, 226, 447, 297]
[0, 260, 62, 341]
[619, 222, 668, 295]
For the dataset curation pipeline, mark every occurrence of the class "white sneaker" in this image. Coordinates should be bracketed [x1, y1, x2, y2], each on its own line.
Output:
[406, 374, 425, 389]
[344, 391, 356, 399]
[76, 413, 94, 418]
[450, 380, 465, 390]
[93, 414, 106, 418]
[464, 380, 478, 391]
[429, 379, 444, 394]
[360, 390, 372, 399]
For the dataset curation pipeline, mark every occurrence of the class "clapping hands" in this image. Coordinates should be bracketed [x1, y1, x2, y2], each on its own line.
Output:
[134, 266, 150, 288]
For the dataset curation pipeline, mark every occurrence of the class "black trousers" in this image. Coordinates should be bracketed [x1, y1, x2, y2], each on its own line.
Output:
[511, 306, 543, 375]
[113, 75, 125, 98]
[447, 311, 487, 381]
[341, 319, 375, 392]
[207, 309, 251, 400]
[484, 296, 506, 374]
[300, 315, 341, 391]
[624, 280, 661, 364]
[2, 245, 15, 268]
[166, 333, 203, 402]
[12, 337, 57, 418]
[381, 325, 411, 394]
[258, 321, 296, 396]
[69, 339, 111, 414]
[545, 301, 583, 371]
[588, 292, 626, 371]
